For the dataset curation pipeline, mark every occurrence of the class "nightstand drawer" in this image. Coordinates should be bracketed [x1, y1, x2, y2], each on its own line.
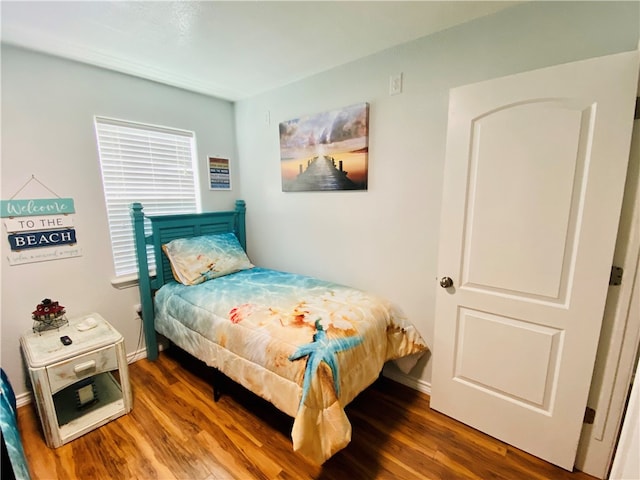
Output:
[47, 344, 119, 394]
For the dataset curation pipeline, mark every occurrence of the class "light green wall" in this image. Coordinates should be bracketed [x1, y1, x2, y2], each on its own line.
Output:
[1, 1, 638, 398]
[1, 46, 238, 396]
[234, 1, 640, 387]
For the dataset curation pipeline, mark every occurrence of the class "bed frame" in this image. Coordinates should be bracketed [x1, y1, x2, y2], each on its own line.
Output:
[130, 200, 247, 360]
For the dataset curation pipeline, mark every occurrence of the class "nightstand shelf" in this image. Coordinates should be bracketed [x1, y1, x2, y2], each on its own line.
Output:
[20, 313, 132, 448]
[54, 371, 124, 432]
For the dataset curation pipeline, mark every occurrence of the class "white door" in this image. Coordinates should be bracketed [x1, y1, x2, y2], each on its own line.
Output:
[431, 51, 639, 470]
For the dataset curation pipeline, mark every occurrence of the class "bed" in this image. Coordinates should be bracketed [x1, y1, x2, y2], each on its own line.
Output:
[130, 200, 427, 464]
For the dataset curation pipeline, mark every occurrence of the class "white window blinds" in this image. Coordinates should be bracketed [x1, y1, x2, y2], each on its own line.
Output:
[94, 116, 201, 277]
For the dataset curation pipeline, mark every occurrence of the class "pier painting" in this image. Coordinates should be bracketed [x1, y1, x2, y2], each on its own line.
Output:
[279, 103, 369, 192]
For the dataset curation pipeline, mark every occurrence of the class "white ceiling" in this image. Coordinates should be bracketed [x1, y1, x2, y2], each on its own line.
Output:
[1, 1, 519, 101]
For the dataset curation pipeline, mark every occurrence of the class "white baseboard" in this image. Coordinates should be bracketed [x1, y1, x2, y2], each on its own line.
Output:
[16, 392, 32, 408]
[127, 347, 148, 364]
[382, 366, 432, 396]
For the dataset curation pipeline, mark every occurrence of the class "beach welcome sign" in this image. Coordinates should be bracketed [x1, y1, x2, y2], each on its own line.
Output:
[2, 197, 82, 265]
[1, 198, 75, 217]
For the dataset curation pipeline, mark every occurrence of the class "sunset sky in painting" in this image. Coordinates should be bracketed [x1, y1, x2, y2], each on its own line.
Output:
[279, 103, 369, 187]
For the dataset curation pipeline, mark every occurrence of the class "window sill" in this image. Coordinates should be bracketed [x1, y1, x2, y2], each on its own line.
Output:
[110, 273, 139, 290]
[110, 269, 156, 290]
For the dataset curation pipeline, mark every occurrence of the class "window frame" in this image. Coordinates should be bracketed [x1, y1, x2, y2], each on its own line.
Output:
[94, 116, 201, 283]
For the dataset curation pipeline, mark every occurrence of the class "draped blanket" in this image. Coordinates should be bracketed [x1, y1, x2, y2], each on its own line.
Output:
[154, 267, 427, 464]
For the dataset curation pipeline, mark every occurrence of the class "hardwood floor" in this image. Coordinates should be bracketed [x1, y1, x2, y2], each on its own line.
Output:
[17, 348, 597, 480]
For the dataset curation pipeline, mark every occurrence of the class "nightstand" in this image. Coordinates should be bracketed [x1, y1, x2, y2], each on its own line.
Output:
[20, 312, 132, 448]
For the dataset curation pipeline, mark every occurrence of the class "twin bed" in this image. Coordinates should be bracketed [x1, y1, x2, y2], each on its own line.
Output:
[131, 200, 427, 464]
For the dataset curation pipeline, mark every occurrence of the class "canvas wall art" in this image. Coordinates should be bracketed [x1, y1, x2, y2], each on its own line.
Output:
[279, 103, 369, 192]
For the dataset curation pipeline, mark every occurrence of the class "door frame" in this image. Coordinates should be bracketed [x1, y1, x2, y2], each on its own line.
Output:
[576, 111, 640, 478]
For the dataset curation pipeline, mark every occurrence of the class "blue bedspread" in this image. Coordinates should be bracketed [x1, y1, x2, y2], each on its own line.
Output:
[1, 369, 31, 480]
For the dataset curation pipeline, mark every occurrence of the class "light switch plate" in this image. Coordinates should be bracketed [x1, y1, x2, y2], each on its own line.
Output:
[389, 73, 403, 95]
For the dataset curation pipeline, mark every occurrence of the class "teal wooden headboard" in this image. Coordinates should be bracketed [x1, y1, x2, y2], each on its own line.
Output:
[130, 200, 247, 360]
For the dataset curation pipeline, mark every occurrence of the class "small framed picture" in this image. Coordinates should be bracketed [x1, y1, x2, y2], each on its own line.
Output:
[208, 156, 231, 190]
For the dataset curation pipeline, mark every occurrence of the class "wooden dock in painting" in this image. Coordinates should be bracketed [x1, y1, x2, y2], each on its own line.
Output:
[285, 155, 360, 191]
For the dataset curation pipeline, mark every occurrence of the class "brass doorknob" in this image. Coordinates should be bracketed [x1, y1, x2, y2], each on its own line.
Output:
[440, 277, 454, 288]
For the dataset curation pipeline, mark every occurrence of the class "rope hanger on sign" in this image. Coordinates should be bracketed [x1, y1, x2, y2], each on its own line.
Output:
[8, 175, 63, 200]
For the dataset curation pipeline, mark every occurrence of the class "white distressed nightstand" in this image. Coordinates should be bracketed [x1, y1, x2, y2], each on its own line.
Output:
[20, 312, 132, 448]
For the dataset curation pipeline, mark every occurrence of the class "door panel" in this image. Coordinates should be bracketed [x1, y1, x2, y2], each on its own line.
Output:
[455, 308, 562, 409]
[431, 51, 639, 470]
[463, 101, 591, 301]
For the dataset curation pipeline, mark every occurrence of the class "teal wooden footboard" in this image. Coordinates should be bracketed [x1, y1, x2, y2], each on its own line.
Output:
[130, 200, 247, 360]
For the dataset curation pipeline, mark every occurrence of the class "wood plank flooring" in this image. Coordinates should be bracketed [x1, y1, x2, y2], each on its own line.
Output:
[17, 348, 597, 480]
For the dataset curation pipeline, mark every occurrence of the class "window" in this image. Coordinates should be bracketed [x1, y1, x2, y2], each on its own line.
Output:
[94, 116, 201, 278]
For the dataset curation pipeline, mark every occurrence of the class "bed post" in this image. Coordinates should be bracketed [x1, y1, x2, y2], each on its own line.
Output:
[130, 202, 159, 361]
[235, 200, 247, 251]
